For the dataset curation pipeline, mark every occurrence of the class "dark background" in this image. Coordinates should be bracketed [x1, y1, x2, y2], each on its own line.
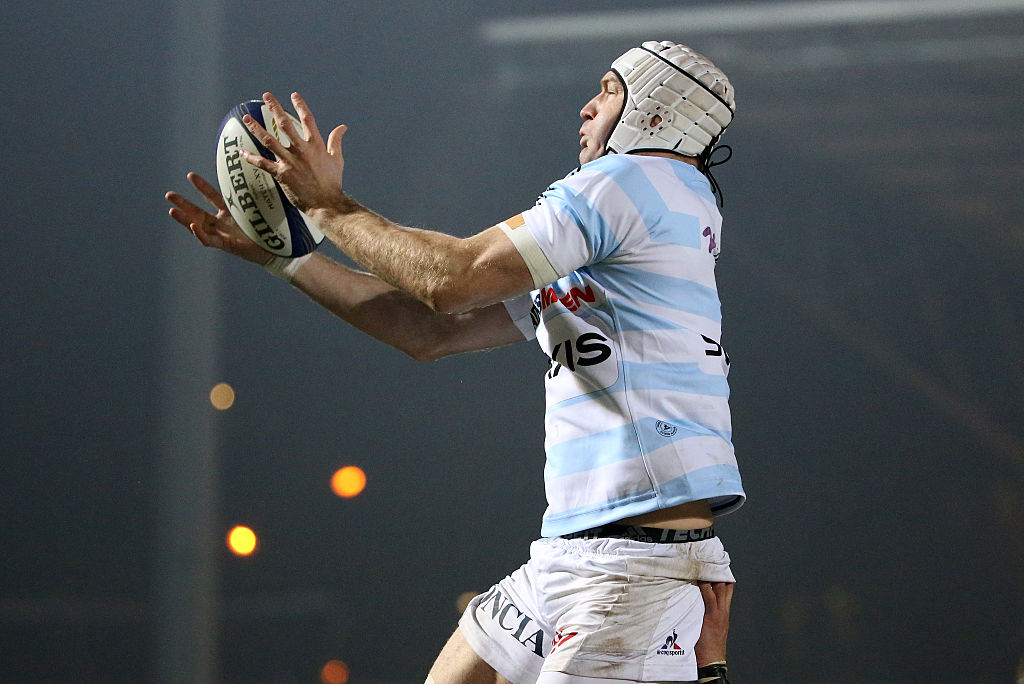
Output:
[2, 1, 1023, 682]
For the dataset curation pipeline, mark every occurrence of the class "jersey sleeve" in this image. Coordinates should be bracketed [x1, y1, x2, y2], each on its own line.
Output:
[499, 157, 633, 288]
[502, 291, 537, 340]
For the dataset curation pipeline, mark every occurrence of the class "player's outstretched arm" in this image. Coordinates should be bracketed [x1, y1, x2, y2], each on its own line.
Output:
[290, 253, 526, 360]
[165, 172, 522, 359]
[240, 92, 536, 314]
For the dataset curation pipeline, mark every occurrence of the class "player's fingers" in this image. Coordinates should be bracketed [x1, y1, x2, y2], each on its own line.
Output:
[188, 221, 213, 246]
[327, 124, 347, 157]
[262, 91, 306, 149]
[698, 582, 716, 606]
[187, 172, 227, 211]
[165, 191, 208, 224]
[709, 581, 733, 610]
[290, 92, 323, 146]
[241, 112, 287, 161]
[166, 206, 192, 230]
[238, 146, 276, 174]
[167, 205, 212, 242]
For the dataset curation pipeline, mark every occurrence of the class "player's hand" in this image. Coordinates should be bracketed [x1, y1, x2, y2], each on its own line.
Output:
[165, 172, 272, 265]
[694, 581, 733, 666]
[238, 91, 348, 215]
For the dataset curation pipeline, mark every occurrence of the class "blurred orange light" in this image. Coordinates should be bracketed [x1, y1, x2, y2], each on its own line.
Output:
[320, 659, 349, 684]
[227, 525, 257, 556]
[331, 466, 366, 498]
[210, 382, 235, 410]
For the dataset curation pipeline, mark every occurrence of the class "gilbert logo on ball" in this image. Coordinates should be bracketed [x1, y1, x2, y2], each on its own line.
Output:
[215, 100, 325, 257]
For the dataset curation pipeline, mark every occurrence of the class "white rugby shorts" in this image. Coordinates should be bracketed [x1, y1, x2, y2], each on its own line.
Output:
[458, 535, 734, 683]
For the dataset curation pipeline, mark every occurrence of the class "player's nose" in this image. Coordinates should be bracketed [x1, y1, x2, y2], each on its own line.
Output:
[580, 96, 598, 120]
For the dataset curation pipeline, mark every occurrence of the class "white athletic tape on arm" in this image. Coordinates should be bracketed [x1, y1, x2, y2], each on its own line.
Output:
[262, 253, 312, 282]
[499, 217, 559, 289]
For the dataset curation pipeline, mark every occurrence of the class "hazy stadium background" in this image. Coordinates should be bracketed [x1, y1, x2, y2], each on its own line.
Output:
[2, 1, 1023, 682]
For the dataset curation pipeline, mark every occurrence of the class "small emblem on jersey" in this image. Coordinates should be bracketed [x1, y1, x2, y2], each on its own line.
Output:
[702, 226, 717, 253]
[551, 630, 578, 653]
[657, 629, 685, 656]
[702, 226, 720, 260]
[656, 421, 678, 437]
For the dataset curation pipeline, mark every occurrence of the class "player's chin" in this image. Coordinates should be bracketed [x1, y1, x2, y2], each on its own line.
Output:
[580, 142, 608, 165]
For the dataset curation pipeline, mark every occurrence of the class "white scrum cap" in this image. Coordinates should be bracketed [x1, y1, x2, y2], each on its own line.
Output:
[607, 40, 735, 158]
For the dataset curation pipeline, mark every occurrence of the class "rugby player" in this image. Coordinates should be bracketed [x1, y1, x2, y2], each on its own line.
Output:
[167, 41, 743, 684]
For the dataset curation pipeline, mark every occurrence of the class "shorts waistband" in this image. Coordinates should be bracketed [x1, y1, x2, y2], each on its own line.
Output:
[560, 524, 715, 543]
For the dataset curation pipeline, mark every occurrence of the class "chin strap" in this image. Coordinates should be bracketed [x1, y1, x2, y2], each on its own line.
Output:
[701, 144, 733, 208]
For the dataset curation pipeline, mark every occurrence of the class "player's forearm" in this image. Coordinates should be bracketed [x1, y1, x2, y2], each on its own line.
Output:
[696, 647, 727, 667]
[308, 197, 473, 314]
[290, 253, 452, 360]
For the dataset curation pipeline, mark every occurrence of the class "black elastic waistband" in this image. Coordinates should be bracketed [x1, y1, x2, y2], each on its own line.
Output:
[561, 524, 715, 543]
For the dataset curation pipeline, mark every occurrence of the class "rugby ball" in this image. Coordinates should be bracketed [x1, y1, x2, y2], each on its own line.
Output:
[215, 100, 325, 257]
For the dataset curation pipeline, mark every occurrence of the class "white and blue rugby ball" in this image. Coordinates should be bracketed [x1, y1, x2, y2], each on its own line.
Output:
[215, 100, 325, 258]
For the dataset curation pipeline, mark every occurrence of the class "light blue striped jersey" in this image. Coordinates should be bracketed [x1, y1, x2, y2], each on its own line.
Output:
[501, 154, 745, 537]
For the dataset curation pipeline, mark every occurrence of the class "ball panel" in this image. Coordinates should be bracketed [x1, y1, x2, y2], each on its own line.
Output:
[215, 115, 293, 255]
[214, 100, 325, 258]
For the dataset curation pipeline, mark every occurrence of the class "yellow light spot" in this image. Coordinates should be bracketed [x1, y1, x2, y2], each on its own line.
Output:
[320, 659, 349, 684]
[456, 591, 478, 614]
[330, 466, 366, 498]
[227, 525, 257, 556]
[210, 382, 235, 410]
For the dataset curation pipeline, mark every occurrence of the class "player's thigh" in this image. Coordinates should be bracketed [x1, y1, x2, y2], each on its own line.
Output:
[428, 626, 513, 684]
[535, 672, 689, 684]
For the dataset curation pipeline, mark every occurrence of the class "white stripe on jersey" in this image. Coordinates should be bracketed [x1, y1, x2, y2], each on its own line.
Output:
[603, 291, 722, 342]
[612, 241, 721, 290]
[614, 329, 728, 373]
[544, 388, 733, 447]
